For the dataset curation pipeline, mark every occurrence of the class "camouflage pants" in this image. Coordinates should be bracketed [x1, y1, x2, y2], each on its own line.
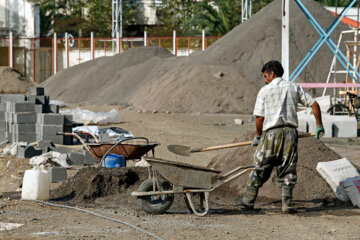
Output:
[247, 126, 298, 189]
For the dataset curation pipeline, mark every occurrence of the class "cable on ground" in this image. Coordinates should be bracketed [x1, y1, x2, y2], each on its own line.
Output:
[21, 199, 164, 240]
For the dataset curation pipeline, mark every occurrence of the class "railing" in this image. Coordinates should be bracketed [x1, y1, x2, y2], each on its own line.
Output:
[0, 34, 221, 83]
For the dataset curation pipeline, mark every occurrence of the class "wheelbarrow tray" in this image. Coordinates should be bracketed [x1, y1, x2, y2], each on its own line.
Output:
[88, 143, 158, 161]
[144, 157, 221, 189]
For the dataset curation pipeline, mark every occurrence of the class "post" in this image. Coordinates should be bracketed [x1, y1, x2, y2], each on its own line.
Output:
[116, 32, 120, 54]
[32, 38, 35, 82]
[144, 31, 147, 47]
[65, 32, 68, 68]
[9, 31, 13, 68]
[282, 0, 289, 80]
[91, 32, 94, 59]
[173, 30, 176, 55]
[202, 29, 205, 51]
[54, 33, 57, 75]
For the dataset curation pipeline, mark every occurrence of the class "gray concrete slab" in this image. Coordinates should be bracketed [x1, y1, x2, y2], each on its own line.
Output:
[28, 87, 45, 96]
[37, 114, 64, 125]
[13, 113, 37, 124]
[8, 102, 36, 113]
[47, 166, 67, 183]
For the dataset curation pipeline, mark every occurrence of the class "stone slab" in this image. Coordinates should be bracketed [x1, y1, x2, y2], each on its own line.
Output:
[27, 95, 49, 105]
[68, 152, 85, 166]
[16, 145, 43, 158]
[37, 114, 64, 125]
[47, 166, 67, 183]
[13, 113, 37, 124]
[28, 87, 45, 96]
[7, 102, 35, 113]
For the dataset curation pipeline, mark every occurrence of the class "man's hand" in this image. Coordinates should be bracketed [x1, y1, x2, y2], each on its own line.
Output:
[252, 136, 261, 147]
[315, 124, 325, 139]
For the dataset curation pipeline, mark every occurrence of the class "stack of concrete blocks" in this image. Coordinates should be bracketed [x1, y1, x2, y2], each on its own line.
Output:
[297, 95, 357, 137]
[0, 87, 75, 145]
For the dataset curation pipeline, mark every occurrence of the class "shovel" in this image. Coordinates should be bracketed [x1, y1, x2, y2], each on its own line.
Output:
[168, 133, 315, 157]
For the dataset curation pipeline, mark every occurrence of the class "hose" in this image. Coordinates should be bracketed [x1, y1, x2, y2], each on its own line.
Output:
[21, 199, 164, 240]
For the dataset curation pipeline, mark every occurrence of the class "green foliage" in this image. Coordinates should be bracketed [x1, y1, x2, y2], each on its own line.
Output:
[33, 0, 139, 37]
[183, 0, 241, 36]
[314, 0, 353, 7]
[148, 0, 199, 36]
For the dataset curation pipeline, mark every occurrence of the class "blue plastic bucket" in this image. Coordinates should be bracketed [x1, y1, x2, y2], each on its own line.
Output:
[103, 154, 125, 168]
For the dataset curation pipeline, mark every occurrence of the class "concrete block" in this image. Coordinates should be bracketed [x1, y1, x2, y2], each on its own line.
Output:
[27, 95, 49, 105]
[34, 104, 44, 113]
[16, 145, 43, 158]
[8, 102, 35, 113]
[45, 104, 59, 113]
[13, 133, 37, 143]
[0, 112, 5, 121]
[0, 103, 5, 111]
[36, 124, 63, 135]
[13, 113, 37, 124]
[13, 124, 36, 134]
[47, 166, 67, 183]
[37, 114, 64, 125]
[0, 121, 6, 130]
[37, 140, 55, 149]
[29, 87, 45, 96]
[83, 150, 98, 165]
[332, 116, 357, 138]
[38, 134, 64, 145]
[0, 94, 26, 103]
[315, 95, 331, 113]
[68, 152, 85, 166]
[5, 112, 12, 122]
[53, 147, 72, 154]
[297, 112, 309, 133]
[0, 131, 8, 141]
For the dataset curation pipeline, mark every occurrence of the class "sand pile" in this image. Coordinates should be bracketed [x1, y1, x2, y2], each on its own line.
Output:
[0, 67, 35, 94]
[43, 0, 349, 113]
[208, 134, 343, 202]
[129, 0, 349, 113]
[50, 167, 148, 204]
[42, 47, 176, 105]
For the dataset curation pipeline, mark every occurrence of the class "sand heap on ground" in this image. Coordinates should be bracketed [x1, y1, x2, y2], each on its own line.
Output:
[208, 135, 343, 202]
[0, 67, 35, 94]
[50, 167, 148, 204]
[42, 47, 176, 105]
[43, 0, 348, 113]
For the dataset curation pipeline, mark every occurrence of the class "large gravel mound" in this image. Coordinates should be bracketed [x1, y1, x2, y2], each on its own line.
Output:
[43, 0, 349, 113]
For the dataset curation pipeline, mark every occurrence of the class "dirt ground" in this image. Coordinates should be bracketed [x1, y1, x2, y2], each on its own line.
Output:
[0, 105, 360, 239]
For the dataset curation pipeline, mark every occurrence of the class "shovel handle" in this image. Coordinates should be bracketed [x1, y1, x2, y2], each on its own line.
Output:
[191, 132, 315, 153]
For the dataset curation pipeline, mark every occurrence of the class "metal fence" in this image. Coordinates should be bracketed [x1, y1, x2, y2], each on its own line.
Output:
[0, 33, 220, 83]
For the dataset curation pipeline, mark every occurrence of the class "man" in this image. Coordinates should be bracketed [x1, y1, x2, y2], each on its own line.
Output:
[238, 60, 324, 213]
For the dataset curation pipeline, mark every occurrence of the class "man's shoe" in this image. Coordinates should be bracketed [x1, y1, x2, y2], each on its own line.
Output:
[237, 198, 254, 210]
[282, 185, 298, 214]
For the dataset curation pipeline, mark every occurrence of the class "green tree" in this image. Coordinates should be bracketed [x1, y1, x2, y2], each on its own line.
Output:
[32, 0, 140, 37]
[148, 0, 199, 36]
[315, 0, 353, 7]
[184, 0, 242, 36]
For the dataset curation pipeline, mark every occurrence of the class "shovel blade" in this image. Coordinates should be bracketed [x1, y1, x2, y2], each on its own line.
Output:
[167, 145, 192, 157]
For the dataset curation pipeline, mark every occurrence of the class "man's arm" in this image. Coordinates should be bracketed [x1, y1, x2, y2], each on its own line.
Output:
[311, 101, 322, 126]
[256, 116, 264, 136]
[311, 101, 325, 138]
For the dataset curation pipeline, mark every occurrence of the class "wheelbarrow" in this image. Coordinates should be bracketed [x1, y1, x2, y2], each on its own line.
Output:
[58, 132, 159, 165]
[131, 157, 255, 216]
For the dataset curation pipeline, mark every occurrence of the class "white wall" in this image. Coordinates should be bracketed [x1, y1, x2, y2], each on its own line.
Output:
[0, 0, 40, 37]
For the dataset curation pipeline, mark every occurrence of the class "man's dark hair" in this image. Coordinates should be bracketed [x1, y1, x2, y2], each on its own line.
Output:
[261, 60, 284, 77]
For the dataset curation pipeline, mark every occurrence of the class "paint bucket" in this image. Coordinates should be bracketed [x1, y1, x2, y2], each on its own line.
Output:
[102, 154, 125, 168]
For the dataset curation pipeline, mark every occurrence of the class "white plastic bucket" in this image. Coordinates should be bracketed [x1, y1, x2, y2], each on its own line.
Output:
[21, 166, 51, 201]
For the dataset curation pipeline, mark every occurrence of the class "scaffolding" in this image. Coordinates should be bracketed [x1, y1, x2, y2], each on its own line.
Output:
[241, 0, 252, 23]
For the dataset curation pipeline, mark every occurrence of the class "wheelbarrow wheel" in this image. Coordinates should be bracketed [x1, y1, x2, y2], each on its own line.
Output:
[137, 178, 174, 214]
